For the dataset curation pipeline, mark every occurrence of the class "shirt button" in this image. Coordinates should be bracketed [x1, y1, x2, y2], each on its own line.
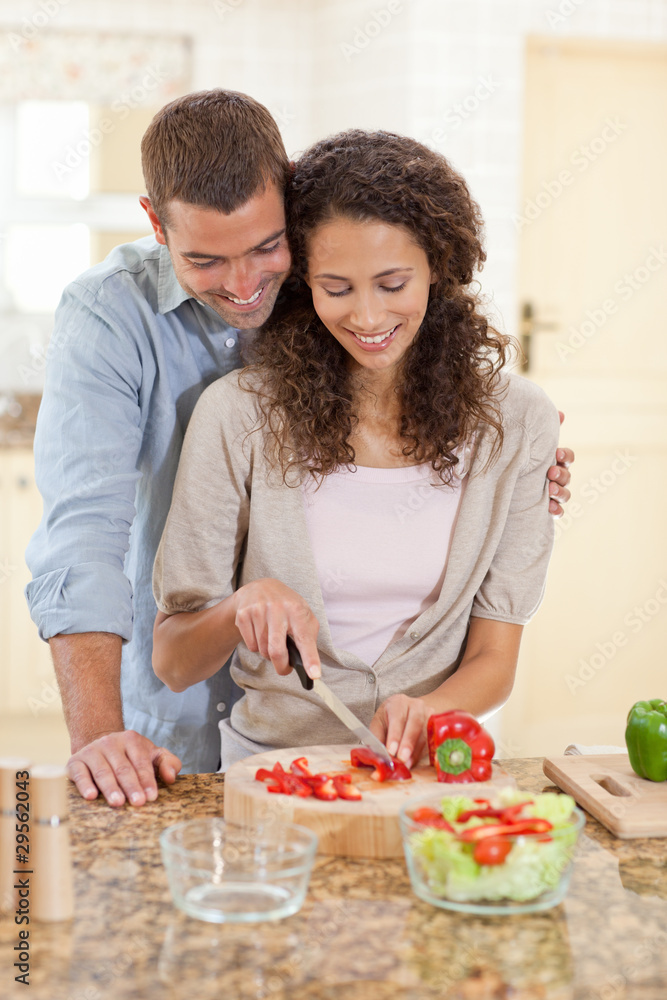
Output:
[367, 675, 376, 685]
[217, 702, 227, 712]
[225, 337, 235, 348]
[409, 630, 420, 640]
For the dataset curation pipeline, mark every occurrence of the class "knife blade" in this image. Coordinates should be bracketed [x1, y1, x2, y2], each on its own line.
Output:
[286, 636, 393, 765]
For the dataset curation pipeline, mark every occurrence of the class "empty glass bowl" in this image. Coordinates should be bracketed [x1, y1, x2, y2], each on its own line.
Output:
[160, 817, 318, 923]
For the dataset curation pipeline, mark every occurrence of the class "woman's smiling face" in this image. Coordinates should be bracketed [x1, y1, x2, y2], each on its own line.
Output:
[306, 217, 434, 376]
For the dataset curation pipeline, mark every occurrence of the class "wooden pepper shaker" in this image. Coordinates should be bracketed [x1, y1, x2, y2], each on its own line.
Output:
[31, 765, 74, 922]
[0, 757, 31, 920]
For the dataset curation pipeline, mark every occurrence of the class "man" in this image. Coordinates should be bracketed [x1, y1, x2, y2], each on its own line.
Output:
[26, 90, 573, 808]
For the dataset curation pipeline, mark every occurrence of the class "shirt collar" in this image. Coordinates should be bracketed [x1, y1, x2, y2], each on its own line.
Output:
[157, 243, 192, 315]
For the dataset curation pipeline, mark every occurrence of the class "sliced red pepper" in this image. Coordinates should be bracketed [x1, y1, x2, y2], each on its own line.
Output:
[411, 807, 455, 832]
[281, 773, 313, 797]
[457, 806, 506, 822]
[333, 775, 362, 800]
[312, 778, 338, 801]
[290, 757, 313, 778]
[255, 767, 278, 783]
[457, 800, 532, 823]
[458, 818, 553, 842]
[255, 763, 312, 796]
[499, 802, 531, 823]
[349, 747, 412, 782]
[427, 711, 495, 783]
[257, 757, 370, 801]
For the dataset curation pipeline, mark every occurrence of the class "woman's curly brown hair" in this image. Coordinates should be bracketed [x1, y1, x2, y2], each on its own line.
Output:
[242, 129, 511, 483]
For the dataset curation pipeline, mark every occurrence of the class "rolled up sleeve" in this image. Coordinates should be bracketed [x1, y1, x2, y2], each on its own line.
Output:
[25, 280, 143, 641]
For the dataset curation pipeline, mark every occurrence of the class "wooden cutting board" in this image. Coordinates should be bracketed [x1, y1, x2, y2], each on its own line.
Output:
[224, 744, 516, 858]
[543, 753, 667, 839]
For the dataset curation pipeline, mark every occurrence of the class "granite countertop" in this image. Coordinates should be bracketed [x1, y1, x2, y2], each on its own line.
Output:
[2, 758, 667, 999]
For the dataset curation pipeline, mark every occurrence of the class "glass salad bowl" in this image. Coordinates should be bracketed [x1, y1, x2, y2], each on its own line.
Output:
[399, 788, 585, 915]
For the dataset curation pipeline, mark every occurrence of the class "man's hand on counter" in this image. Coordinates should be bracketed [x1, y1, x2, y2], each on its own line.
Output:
[67, 730, 182, 807]
[49, 631, 181, 807]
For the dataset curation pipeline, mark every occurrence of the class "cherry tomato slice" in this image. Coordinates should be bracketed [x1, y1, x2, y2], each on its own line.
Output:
[473, 836, 513, 866]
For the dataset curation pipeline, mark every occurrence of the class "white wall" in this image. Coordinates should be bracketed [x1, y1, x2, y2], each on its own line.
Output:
[2, 0, 666, 390]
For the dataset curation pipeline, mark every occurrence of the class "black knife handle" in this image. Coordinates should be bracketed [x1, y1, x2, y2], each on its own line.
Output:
[286, 636, 313, 691]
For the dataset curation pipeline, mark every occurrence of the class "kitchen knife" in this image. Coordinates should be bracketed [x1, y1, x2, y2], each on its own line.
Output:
[286, 636, 393, 765]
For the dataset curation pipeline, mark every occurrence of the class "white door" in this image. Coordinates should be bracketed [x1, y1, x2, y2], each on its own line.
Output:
[502, 37, 667, 757]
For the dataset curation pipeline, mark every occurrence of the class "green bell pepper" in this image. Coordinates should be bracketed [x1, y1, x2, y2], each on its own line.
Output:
[625, 700, 667, 782]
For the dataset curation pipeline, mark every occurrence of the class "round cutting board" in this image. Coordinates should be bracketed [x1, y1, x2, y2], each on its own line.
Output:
[223, 745, 517, 858]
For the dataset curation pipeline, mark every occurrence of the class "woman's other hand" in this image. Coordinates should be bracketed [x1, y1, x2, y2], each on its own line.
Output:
[548, 411, 574, 516]
[233, 578, 321, 679]
[369, 694, 433, 770]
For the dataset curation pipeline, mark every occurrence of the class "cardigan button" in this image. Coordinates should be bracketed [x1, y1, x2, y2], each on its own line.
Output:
[409, 630, 420, 640]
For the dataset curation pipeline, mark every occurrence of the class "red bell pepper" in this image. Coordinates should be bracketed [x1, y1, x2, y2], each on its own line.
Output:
[411, 806, 455, 832]
[290, 757, 313, 778]
[255, 756, 368, 801]
[349, 747, 412, 782]
[312, 777, 338, 800]
[456, 801, 531, 823]
[333, 775, 363, 800]
[256, 762, 313, 797]
[456, 806, 506, 822]
[458, 817, 553, 842]
[427, 711, 495, 783]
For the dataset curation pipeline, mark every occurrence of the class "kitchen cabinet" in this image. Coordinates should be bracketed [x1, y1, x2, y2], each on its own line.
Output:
[2, 758, 665, 1000]
[0, 448, 60, 716]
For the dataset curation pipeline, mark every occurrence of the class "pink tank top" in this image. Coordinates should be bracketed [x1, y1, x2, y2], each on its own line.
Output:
[302, 463, 465, 667]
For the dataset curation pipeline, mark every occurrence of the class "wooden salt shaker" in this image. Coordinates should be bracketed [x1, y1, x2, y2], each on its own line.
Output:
[31, 765, 74, 922]
[0, 757, 31, 919]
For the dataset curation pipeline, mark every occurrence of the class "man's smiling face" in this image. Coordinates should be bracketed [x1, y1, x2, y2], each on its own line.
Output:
[141, 182, 291, 329]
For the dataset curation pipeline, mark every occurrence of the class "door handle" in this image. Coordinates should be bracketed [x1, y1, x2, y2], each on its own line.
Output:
[520, 302, 559, 372]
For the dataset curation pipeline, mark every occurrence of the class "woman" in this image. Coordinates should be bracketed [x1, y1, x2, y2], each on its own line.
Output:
[152, 130, 560, 771]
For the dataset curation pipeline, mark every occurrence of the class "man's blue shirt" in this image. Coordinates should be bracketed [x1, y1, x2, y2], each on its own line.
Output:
[26, 236, 244, 772]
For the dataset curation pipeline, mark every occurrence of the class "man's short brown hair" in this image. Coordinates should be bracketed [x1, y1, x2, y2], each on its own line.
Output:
[141, 89, 290, 226]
